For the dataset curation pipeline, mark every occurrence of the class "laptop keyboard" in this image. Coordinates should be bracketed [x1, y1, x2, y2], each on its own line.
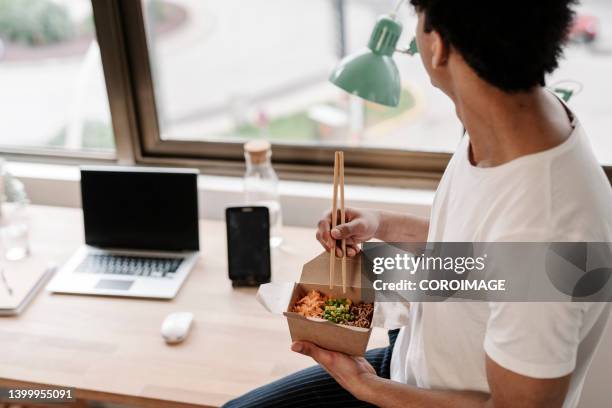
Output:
[76, 254, 183, 278]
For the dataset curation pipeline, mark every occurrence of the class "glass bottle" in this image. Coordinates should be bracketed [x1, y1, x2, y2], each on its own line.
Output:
[0, 159, 30, 261]
[243, 140, 283, 247]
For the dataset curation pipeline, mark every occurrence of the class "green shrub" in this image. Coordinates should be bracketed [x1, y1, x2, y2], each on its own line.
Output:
[49, 119, 115, 151]
[0, 0, 75, 46]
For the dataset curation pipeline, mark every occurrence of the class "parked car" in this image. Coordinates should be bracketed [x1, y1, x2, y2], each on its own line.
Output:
[569, 14, 599, 44]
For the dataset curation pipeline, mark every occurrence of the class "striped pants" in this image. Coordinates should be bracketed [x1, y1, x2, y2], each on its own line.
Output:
[223, 330, 399, 408]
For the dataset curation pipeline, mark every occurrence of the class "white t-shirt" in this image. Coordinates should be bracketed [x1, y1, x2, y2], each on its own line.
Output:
[390, 111, 612, 407]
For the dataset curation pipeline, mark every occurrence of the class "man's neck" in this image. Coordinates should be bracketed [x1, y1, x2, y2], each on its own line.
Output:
[453, 85, 573, 167]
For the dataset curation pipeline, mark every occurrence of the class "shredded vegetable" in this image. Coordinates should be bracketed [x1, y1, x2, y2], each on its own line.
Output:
[292, 290, 328, 317]
[292, 290, 373, 328]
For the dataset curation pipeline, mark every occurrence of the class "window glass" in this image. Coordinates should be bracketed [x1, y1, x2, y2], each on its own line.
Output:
[142, 0, 611, 162]
[142, 0, 459, 153]
[0, 0, 114, 153]
[549, 0, 612, 164]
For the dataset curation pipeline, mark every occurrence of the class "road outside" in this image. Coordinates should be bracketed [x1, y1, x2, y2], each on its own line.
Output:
[0, 0, 610, 161]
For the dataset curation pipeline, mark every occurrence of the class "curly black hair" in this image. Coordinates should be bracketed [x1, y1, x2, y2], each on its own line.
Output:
[410, 0, 577, 92]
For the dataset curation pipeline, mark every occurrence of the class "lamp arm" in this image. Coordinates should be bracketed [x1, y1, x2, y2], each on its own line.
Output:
[397, 37, 419, 56]
[389, 0, 418, 56]
[393, 0, 406, 15]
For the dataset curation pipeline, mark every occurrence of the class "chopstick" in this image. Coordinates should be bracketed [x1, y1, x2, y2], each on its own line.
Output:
[329, 151, 347, 294]
[329, 151, 340, 289]
[339, 151, 346, 294]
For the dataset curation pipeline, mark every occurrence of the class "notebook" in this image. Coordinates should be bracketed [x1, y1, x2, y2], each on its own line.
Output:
[0, 260, 55, 316]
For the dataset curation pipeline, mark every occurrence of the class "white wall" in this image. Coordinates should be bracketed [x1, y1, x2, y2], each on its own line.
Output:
[7, 162, 434, 226]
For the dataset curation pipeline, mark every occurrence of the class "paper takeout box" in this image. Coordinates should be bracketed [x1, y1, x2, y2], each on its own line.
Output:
[281, 251, 373, 356]
[257, 252, 411, 355]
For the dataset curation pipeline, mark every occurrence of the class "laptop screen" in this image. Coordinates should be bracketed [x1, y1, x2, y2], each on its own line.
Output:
[80, 167, 200, 251]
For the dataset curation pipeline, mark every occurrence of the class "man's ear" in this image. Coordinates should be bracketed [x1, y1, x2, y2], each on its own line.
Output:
[430, 31, 449, 69]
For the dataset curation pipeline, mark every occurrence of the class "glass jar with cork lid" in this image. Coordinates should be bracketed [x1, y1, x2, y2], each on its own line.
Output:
[243, 140, 283, 247]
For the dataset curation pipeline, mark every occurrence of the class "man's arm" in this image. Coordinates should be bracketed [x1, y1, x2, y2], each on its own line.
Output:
[292, 342, 571, 408]
[375, 210, 430, 242]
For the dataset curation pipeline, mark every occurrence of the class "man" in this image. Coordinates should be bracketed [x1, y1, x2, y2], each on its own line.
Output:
[225, 0, 612, 406]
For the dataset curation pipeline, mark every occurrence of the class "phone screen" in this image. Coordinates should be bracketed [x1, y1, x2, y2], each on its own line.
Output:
[226, 206, 271, 285]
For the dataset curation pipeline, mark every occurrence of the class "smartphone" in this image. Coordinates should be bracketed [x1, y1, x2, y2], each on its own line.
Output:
[225, 206, 271, 287]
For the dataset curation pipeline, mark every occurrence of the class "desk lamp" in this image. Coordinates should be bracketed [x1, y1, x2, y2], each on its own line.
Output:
[329, 0, 418, 107]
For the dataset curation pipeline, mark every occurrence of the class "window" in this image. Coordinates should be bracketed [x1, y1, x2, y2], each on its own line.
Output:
[0, 0, 115, 157]
[114, 0, 612, 183]
[548, 0, 612, 166]
[140, 0, 458, 153]
[110, 0, 451, 185]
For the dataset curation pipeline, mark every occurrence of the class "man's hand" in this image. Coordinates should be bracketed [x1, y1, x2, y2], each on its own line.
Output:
[315, 209, 430, 257]
[316, 208, 381, 258]
[291, 341, 378, 402]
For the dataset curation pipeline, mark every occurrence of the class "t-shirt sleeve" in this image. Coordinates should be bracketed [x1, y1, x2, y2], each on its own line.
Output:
[484, 302, 585, 378]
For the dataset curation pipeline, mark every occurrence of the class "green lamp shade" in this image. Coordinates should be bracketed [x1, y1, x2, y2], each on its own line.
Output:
[329, 49, 401, 107]
[329, 15, 403, 107]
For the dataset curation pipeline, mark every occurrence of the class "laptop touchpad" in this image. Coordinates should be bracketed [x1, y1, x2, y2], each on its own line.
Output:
[95, 279, 134, 290]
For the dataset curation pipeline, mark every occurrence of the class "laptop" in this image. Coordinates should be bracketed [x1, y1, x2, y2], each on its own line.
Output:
[47, 166, 200, 299]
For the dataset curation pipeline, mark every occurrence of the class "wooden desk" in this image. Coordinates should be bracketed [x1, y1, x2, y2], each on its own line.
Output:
[0, 206, 388, 407]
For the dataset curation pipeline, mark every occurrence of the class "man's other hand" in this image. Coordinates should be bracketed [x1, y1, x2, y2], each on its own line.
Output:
[291, 341, 378, 402]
